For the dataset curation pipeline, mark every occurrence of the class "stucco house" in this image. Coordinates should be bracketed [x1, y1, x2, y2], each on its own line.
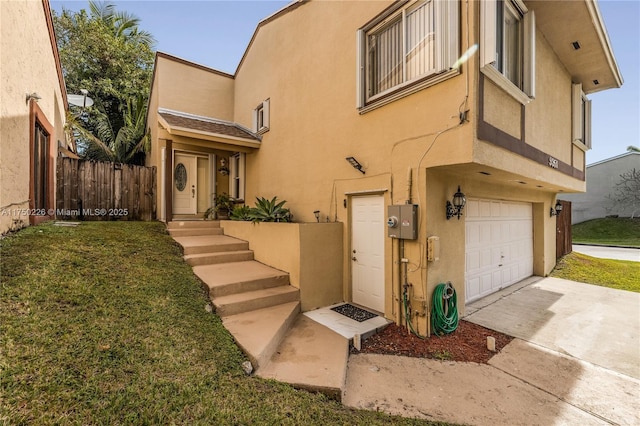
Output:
[146, 0, 622, 334]
[0, 0, 70, 234]
[559, 151, 640, 223]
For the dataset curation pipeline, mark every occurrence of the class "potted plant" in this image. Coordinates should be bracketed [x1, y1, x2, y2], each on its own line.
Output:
[204, 193, 235, 220]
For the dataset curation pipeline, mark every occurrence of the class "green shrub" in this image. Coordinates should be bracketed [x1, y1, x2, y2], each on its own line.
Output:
[248, 197, 292, 223]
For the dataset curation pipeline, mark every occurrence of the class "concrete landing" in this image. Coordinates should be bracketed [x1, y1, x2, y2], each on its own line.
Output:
[258, 315, 349, 399]
[304, 303, 391, 341]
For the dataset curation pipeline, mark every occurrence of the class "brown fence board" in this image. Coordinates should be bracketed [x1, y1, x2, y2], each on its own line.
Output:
[556, 200, 572, 259]
[56, 159, 156, 221]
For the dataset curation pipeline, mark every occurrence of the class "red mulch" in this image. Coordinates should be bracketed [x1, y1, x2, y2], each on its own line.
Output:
[354, 320, 513, 364]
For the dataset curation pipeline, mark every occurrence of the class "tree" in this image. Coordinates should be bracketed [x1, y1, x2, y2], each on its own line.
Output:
[609, 168, 640, 218]
[54, 1, 155, 164]
[66, 95, 150, 164]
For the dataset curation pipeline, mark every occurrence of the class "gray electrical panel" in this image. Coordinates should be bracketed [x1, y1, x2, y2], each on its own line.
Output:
[387, 204, 418, 239]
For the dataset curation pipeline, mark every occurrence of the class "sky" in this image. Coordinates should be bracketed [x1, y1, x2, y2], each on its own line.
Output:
[50, 0, 639, 165]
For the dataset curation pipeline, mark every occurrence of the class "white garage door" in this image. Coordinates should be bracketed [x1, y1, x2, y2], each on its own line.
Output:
[465, 199, 533, 303]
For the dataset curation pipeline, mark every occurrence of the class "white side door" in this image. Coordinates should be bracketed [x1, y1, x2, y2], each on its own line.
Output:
[173, 153, 197, 215]
[351, 195, 385, 312]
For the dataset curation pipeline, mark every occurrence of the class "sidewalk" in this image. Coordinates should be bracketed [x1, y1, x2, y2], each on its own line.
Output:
[572, 244, 640, 261]
[343, 277, 640, 425]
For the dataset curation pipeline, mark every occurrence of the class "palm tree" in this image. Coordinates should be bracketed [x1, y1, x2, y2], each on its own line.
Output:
[628, 146, 640, 152]
[67, 95, 150, 165]
[89, 0, 154, 46]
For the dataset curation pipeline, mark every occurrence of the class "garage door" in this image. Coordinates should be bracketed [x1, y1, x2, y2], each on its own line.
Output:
[465, 199, 533, 302]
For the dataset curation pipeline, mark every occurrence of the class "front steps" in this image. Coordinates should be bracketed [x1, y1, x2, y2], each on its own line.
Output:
[169, 220, 348, 398]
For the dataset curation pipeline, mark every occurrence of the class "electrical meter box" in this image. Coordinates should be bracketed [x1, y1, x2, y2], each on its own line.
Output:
[387, 204, 418, 239]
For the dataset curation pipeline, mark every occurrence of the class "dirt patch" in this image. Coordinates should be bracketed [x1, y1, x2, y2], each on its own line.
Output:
[354, 320, 513, 364]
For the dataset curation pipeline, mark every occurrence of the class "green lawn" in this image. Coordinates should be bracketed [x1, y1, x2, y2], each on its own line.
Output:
[572, 218, 640, 247]
[551, 251, 640, 292]
[0, 222, 449, 425]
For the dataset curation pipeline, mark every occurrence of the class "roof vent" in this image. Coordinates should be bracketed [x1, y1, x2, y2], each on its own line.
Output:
[571, 41, 581, 50]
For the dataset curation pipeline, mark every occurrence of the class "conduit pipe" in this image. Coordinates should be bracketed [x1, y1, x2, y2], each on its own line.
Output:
[406, 167, 412, 204]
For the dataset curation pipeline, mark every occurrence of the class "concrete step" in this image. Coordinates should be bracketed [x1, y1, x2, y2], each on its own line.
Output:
[194, 260, 290, 298]
[167, 220, 220, 229]
[213, 285, 300, 317]
[185, 250, 254, 267]
[222, 301, 300, 370]
[169, 227, 224, 237]
[257, 315, 349, 400]
[174, 235, 249, 255]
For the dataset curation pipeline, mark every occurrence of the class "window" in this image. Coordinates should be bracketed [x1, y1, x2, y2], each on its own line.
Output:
[229, 153, 245, 200]
[357, 0, 459, 109]
[572, 83, 592, 150]
[253, 99, 270, 134]
[33, 123, 49, 210]
[481, 0, 535, 104]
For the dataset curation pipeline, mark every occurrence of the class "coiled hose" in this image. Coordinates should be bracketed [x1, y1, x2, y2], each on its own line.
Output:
[431, 282, 459, 335]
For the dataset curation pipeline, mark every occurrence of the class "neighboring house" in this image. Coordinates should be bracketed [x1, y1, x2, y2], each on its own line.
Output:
[146, 0, 621, 333]
[559, 152, 640, 223]
[0, 0, 70, 234]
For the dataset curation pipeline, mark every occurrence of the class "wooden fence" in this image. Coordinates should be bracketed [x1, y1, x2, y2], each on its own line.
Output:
[556, 200, 572, 259]
[56, 158, 156, 221]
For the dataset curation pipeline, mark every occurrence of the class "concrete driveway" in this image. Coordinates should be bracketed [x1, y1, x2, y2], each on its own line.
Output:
[343, 277, 640, 425]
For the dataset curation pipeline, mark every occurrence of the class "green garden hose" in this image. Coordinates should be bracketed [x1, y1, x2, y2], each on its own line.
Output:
[432, 282, 459, 335]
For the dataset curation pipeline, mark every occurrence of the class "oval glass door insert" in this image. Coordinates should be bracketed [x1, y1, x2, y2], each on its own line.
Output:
[175, 163, 187, 191]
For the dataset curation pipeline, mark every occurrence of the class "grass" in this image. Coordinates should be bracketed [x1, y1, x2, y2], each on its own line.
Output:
[551, 251, 640, 292]
[0, 222, 450, 425]
[572, 217, 640, 247]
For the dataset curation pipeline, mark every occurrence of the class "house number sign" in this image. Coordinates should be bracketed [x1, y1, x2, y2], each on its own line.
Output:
[548, 156, 559, 169]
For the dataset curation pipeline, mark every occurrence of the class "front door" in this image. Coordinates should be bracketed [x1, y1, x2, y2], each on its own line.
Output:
[351, 195, 385, 312]
[173, 153, 197, 215]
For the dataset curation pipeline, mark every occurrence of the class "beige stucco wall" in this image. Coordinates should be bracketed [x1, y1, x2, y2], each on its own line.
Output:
[221, 220, 343, 311]
[146, 55, 240, 217]
[148, 0, 611, 332]
[225, 0, 590, 329]
[154, 55, 235, 121]
[477, 13, 584, 188]
[0, 0, 66, 234]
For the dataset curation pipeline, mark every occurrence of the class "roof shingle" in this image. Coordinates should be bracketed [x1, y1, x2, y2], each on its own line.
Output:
[159, 111, 259, 141]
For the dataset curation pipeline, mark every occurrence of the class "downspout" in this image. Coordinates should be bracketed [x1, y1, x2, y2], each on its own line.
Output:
[406, 167, 413, 204]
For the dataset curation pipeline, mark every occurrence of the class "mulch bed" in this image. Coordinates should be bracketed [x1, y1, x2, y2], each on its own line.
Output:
[354, 320, 514, 364]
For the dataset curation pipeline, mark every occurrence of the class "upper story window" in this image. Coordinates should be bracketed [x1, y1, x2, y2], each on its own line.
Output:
[572, 83, 592, 150]
[481, 0, 535, 104]
[357, 0, 459, 111]
[253, 98, 270, 134]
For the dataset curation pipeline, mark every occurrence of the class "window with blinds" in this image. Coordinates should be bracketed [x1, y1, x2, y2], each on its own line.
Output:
[480, 0, 535, 104]
[358, 0, 459, 108]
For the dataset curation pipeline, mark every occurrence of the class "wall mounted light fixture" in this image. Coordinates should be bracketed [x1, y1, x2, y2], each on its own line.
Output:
[25, 92, 41, 104]
[346, 157, 365, 174]
[550, 201, 563, 217]
[446, 186, 466, 220]
[218, 158, 229, 175]
[313, 210, 320, 222]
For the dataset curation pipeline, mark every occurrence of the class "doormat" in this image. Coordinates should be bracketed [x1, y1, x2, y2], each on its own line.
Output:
[331, 303, 377, 322]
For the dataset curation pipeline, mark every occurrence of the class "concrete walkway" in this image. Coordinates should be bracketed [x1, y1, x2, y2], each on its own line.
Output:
[343, 277, 640, 425]
[573, 244, 640, 262]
